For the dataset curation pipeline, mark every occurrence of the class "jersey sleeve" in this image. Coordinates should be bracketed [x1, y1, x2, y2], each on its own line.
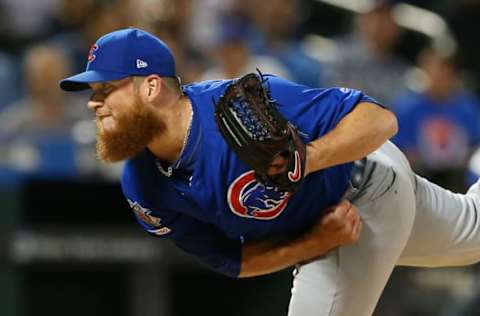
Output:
[309, 87, 385, 137]
[169, 215, 243, 278]
[121, 157, 243, 277]
[126, 197, 242, 277]
[265, 76, 387, 141]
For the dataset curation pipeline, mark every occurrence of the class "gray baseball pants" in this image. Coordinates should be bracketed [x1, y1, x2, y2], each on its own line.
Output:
[288, 141, 480, 316]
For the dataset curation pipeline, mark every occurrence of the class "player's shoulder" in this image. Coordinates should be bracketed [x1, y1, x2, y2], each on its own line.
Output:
[182, 79, 233, 96]
[248, 74, 383, 112]
[264, 74, 364, 100]
[181, 79, 234, 120]
[261, 74, 321, 96]
[184, 74, 308, 96]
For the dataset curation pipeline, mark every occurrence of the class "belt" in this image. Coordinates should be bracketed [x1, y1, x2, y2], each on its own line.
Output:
[343, 157, 375, 201]
[350, 158, 367, 189]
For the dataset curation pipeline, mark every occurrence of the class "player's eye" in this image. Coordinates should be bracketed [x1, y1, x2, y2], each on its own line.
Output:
[102, 86, 115, 95]
[90, 85, 115, 101]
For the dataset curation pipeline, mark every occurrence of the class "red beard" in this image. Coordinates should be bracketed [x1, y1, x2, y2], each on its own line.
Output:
[96, 102, 165, 162]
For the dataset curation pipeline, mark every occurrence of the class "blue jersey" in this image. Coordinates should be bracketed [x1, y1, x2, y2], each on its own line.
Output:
[121, 76, 380, 277]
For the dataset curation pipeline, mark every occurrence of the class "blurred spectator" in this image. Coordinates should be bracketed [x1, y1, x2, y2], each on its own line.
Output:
[446, 0, 480, 95]
[0, 3, 21, 110]
[246, 0, 323, 87]
[49, 0, 134, 74]
[0, 0, 59, 45]
[138, 0, 204, 84]
[324, 0, 409, 105]
[392, 47, 480, 191]
[188, 0, 236, 54]
[200, 15, 291, 81]
[0, 51, 20, 110]
[44, 0, 96, 36]
[0, 43, 92, 182]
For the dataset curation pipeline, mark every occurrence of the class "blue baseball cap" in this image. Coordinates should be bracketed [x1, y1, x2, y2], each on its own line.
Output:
[59, 28, 176, 91]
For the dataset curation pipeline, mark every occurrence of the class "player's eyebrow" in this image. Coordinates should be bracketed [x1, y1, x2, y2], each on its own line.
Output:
[92, 82, 113, 92]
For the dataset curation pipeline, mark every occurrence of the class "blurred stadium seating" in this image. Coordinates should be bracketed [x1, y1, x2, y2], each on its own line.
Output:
[1, 0, 480, 315]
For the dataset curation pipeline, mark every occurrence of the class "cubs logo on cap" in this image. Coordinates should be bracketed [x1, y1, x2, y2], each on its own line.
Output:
[87, 44, 98, 62]
[59, 28, 176, 91]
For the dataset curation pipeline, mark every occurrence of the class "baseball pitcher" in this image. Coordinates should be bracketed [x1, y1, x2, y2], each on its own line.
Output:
[60, 28, 480, 316]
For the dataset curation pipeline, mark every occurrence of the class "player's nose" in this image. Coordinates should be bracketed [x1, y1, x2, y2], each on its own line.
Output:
[87, 100, 103, 112]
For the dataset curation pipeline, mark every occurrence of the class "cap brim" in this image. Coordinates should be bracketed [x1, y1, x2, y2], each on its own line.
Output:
[59, 70, 129, 91]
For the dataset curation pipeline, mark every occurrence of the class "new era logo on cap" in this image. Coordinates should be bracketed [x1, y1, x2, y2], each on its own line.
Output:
[59, 28, 176, 91]
[136, 59, 148, 69]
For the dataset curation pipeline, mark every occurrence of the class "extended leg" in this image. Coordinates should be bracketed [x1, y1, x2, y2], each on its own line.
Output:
[399, 175, 480, 266]
[288, 142, 417, 316]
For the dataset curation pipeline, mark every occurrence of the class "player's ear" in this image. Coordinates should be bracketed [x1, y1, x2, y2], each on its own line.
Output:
[145, 75, 161, 100]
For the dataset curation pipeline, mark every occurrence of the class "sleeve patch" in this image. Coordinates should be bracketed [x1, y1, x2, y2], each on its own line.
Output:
[127, 199, 172, 236]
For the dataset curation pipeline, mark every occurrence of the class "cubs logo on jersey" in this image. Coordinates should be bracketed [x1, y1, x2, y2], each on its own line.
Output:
[227, 170, 291, 220]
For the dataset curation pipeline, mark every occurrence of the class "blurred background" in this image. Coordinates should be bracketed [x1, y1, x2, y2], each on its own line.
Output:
[1, 0, 480, 315]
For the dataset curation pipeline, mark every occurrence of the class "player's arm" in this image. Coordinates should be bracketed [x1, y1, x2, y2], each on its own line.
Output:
[131, 208, 244, 278]
[165, 200, 361, 278]
[239, 200, 361, 278]
[305, 102, 397, 175]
